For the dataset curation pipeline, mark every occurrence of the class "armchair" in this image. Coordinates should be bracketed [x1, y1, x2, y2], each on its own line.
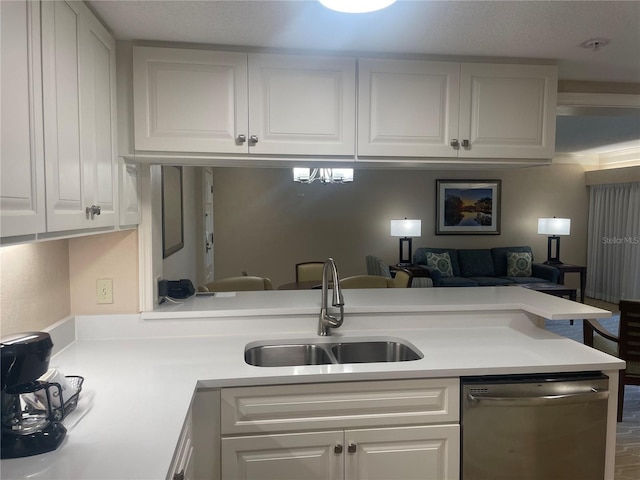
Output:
[584, 299, 640, 421]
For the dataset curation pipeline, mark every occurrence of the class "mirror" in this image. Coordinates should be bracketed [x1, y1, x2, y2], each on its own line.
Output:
[161, 166, 184, 258]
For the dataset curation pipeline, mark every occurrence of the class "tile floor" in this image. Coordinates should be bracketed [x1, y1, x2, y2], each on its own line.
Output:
[544, 298, 640, 480]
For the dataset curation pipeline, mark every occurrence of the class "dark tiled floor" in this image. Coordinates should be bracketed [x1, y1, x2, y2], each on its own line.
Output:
[544, 300, 640, 480]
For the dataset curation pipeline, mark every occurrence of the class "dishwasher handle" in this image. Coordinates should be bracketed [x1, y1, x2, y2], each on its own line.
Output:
[467, 389, 609, 407]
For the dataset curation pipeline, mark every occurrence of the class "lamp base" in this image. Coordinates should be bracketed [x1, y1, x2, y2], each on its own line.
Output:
[543, 260, 564, 265]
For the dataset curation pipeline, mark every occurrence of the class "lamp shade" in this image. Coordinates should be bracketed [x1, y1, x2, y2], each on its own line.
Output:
[390, 219, 421, 237]
[537, 218, 571, 236]
[319, 0, 396, 13]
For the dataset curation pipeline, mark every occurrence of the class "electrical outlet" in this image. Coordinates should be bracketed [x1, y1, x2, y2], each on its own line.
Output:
[96, 278, 113, 304]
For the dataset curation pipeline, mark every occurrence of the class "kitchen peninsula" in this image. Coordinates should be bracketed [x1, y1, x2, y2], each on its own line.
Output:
[0, 287, 623, 480]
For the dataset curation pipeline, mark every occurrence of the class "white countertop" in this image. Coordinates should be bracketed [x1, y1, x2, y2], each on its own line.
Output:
[1, 287, 621, 480]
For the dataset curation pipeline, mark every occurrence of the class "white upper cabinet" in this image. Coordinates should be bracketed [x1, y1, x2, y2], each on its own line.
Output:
[358, 58, 460, 158]
[458, 63, 558, 159]
[358, 58, 557, 160]
[41, 0, 116, 232]
[248, 53, 356, 155]
[133, 47, 248, 154]
[0, 0, 46, 237]
[133, 47, 356, 156]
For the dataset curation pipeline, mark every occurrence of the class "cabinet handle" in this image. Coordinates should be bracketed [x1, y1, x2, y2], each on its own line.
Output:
[173, 470, 184, 480]
[236, 134, 246, 144]
[249, 135, 259, 144]
[347, 443, 357, 454]
[461, 139, 470, 148]
[86, 205, 101, 218]
[450, 139, 460, 148]
[334, 443, 343, 454]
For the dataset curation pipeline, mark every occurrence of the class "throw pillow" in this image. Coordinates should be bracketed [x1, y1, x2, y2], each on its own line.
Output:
[507, 251, 532, 277]
[426, 252, 454, 278]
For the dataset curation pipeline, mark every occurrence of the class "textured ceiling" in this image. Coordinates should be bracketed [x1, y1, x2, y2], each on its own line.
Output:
[88, 0, 640, 83]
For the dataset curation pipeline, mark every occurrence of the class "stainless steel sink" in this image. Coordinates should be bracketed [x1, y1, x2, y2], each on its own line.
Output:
[330, 341, 422, 363]
[245, 344, 333, 367]
[245, 338, 423, 367]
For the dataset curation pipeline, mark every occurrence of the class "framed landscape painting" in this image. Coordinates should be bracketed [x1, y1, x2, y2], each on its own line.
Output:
[436, 180, 501, 235]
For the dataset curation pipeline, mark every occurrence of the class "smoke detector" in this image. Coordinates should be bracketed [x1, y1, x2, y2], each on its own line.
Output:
[580, 38, 611, 51]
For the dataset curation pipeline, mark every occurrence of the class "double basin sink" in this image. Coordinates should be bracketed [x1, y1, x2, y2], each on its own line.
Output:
[245, 337, 423, 367]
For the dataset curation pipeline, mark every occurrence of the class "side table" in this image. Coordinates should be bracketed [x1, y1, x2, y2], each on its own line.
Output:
[390, 264, 431, 278]
[554, 264, 587, 303]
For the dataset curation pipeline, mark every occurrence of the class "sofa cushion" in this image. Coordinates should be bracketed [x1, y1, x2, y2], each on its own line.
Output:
[501, 276, 551, 284]
[507, 251, 532, 276]
[426, 252, 454, 277]
[458, 249, 495, 277]
[439, 276, 479, 287]
[468, 276, 514, 286]
[491, 246, 534, 276]
[414, 248, 461, 276]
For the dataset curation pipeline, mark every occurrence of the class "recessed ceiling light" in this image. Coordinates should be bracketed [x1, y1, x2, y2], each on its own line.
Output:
[319, 0, 397, 14]
[580, 38, 611, 51]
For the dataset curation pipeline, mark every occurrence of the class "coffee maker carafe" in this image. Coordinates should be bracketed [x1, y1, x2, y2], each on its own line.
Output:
[1, 332, 67, 459]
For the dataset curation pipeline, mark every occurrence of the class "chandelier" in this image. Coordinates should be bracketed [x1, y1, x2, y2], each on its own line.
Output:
[293, 168, 354, 184]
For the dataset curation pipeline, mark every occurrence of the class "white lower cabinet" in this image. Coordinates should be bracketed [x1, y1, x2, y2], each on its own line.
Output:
[219, 378, 460, 480]
[222, 425, 459, 480]
[168, 410, 194, 480]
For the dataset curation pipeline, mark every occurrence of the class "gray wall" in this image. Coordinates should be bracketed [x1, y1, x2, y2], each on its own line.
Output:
[212, 164, 589, 289]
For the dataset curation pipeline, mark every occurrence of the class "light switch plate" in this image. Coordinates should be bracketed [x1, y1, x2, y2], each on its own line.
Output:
[97, 278, 113, 304]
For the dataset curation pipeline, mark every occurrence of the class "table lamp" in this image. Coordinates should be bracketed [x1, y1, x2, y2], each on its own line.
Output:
[537, 217, 571, 265]
[390, 219, 421, 266]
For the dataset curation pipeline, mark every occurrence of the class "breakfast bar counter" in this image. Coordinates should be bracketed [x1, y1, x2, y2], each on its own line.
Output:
[0, 287, 623, 480]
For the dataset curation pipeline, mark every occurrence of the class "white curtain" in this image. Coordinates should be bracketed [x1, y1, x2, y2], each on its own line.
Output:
[586, 182, 640, 303]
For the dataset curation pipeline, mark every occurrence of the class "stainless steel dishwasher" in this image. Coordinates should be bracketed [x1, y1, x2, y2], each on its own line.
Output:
[461, 372, 609, 480]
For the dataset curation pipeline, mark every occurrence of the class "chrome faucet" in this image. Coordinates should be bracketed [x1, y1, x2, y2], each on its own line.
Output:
[318, 258, 345, 336]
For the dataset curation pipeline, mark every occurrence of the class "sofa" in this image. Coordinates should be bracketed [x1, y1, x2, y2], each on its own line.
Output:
[413, 246, 560, 287]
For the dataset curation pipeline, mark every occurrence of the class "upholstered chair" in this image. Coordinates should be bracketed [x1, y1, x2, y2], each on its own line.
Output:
[365, 255, 431, 288]
[296, 262, 325, 282]
[203, 276, 274, 292]
[339, 275, 395, 289]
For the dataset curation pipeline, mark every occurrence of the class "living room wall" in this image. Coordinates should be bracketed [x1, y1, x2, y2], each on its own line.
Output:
[212, 163, 589, 290]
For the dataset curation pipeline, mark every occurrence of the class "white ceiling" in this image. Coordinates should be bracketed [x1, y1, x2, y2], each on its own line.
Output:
[88, 0, 640, 83]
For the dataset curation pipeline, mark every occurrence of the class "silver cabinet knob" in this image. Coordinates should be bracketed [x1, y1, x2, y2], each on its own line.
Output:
[249, 135, 259, 144]
[461, 139, 470, 148]
[236, 134, 246, 144]
[334, 443, 343, 454]
[86, 205, 101, 218]
[347, 443, 357, 454]
[450, 139, 460, 148]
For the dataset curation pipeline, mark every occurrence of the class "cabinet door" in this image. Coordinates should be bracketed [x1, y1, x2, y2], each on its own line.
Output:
[221, 431, 343, 480]
[41, 0, 84, 232]
[1, 0, 46, 237]
[345, 425, 460, 480]
[248, 53, 356, 156]
[41, 0, 116, 232]
[78, 8, 116, 228]
[357, 58, 460, 158]
[133, 47, 248, 154]
[458, 63, 558, 159]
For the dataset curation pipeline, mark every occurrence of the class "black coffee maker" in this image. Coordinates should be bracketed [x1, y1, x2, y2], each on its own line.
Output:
[1, 332, 67, 459]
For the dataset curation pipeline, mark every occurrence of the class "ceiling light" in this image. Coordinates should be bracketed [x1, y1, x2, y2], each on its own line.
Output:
[319, 0, 396, 14]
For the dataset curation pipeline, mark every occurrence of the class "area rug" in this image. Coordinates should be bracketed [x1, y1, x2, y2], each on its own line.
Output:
[544, 315, 640, 479]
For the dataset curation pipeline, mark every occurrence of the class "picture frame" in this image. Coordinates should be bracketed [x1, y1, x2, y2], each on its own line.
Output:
[162, 166, 184, 258]
[436, 179, 501, 235]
